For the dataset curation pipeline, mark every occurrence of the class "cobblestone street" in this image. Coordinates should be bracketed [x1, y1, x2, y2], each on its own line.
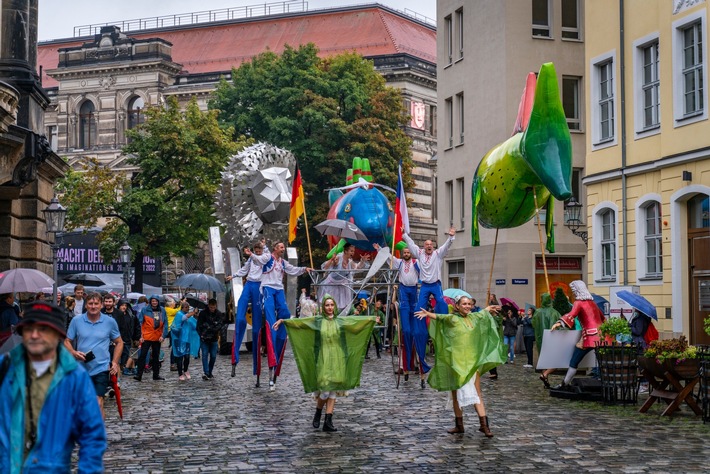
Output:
[100, 349, 710, 473]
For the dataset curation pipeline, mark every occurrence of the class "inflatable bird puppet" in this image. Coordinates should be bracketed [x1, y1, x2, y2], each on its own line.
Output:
[325, 157, 400, 258]
[471, 62, 572, 253]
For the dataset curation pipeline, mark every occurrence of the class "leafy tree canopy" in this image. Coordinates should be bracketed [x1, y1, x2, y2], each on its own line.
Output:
[210, 44, 412, 263]
[57, 97, 246, 285]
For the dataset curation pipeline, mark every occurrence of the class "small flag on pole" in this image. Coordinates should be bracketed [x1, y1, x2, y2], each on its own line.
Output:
[393, 160, 410, 247]
[288, 163, 305, 243]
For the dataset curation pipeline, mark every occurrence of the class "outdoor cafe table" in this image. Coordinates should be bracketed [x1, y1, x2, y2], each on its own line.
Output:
[638, 356, 702, 417]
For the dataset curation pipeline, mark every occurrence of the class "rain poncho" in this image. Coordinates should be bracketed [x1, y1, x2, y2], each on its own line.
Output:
[427, 309, 506, 392]
[531, 293, 561, 352]
[170, 310, 200, 358]
[282, 295, 375, 393]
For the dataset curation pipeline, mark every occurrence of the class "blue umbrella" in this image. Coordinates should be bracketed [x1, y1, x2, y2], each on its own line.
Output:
[591, 293, 610, 317]
[174, 273, 225, 293]
[443, 288, 472, 299]
[616, 290, 657, 320]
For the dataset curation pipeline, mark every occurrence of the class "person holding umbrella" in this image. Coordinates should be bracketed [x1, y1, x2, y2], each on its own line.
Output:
[0, 301, 106, 472]
[616, 290, 659, 350]
[0, 293, 19, 347]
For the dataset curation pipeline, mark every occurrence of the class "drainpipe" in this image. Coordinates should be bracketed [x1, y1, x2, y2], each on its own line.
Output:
[619, 0, 628, 285]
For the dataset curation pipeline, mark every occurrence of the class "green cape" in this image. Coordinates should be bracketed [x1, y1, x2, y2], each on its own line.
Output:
[427, 310, 506, 392]
[531, 293, 561, 352]
[283, 315, 375, 393]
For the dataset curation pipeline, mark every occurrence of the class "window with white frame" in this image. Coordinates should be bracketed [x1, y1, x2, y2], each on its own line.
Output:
[456, 8, 464, 60]
[643, 41, 661, 128]
[598, 61, 614, 141]
[591, 52, 617, 147]
[448, 260, 465, 289]
[532, 0, 551, 38]
[673, 10, 707, 126]
[456, 92, 464, 144]
[445, 14, 453, 65]
[445, 97, 453, 148]
[562, 76, 581, 131]
[600, 209, 617, 280]
[633, 34, 661, 137]
[644, 201, 663, 278]
[561, 0, 580, 40]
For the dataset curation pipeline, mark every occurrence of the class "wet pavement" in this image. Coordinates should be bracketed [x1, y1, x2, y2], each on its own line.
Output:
[98, 347, 710, 473]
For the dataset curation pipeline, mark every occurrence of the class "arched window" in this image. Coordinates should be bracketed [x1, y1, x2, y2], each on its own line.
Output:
[79, 100, 96, 149]
[600, 209, 617, 280]
[127, 96, 145, 130]
[643, 201, 663, 277]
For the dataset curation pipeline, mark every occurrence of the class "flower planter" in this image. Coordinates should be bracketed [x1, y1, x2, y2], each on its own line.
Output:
[595, 343, 639, 405]
[663, 358, 700, 380]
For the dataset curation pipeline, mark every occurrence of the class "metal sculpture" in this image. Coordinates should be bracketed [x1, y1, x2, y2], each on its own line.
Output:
[215, 143, 296, 246]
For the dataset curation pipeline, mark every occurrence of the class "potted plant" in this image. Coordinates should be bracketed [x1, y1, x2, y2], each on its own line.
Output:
[641, 335, 700, 380]
[599, 317, 632, 345]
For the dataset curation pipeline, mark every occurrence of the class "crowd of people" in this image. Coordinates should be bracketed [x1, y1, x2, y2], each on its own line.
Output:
[1, 228, 633, 469]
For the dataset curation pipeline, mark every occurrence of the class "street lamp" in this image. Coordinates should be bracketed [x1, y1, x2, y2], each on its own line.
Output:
[42, 196, 67, 304]
[564, 196, 588, 245]
[119, 241, 132, 297]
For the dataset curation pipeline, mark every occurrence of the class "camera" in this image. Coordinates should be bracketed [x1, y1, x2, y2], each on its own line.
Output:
[84, 350, 96, 362]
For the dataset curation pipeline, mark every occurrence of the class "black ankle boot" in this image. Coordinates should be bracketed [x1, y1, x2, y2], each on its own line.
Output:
[231, 364, 236, 377]
[323, 414, 337, 432]
[312, 408, 323, 429]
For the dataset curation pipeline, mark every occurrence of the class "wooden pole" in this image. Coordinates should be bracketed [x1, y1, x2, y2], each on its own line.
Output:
[486, 228, 499, 305]
[302, 204, 314, 269]
[532, 187, 550, 293]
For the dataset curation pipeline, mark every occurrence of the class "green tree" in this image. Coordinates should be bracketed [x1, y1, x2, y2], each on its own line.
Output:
[57, 97, 244, 291]
[552, 287, 573, 316]
[211, 44, 412, 264]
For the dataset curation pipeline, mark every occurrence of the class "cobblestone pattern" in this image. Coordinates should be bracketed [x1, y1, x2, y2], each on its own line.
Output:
[98, 349, 710, 473]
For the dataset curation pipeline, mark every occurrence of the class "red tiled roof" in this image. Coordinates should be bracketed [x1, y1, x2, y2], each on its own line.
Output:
[38, 6, 435, 88]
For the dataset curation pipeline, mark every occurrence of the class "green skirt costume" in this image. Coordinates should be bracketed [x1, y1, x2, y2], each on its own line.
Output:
[427, 310, 506, 392]
[282, 315, 375, 393]
[531, 293, 561, 353]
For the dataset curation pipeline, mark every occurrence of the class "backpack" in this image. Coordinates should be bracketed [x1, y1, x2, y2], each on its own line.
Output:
[644, 322, 659, 345]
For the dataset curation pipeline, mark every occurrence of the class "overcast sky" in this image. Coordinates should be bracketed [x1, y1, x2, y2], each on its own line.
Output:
[38, 0, 436, 41]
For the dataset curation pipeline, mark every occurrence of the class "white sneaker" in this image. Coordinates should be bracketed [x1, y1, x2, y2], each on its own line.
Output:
[523, 364, 533, 368]
[269, 381, 275, 392]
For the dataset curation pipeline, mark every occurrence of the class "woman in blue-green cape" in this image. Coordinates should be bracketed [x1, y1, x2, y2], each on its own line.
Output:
[415, 296, 505, 437]
[273, 294, 375, 433]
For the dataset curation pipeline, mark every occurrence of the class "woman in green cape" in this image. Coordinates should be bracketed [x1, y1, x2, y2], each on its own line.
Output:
[415, 296, 505, 437]
[273, 294, 375, 432]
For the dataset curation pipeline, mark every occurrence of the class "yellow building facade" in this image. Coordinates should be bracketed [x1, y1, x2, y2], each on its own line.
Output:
[585, 0, 710, 344]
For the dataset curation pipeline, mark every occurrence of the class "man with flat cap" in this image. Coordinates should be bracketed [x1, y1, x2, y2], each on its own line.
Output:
[0, 301, 106, 473]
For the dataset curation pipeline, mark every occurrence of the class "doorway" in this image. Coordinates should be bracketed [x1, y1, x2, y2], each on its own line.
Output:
[688, 194, 710, 345]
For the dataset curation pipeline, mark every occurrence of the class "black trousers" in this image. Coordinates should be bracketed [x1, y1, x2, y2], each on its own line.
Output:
[176, 354, 190, 375]
[137, 340, 162, 379]
[524, 335, 535, 365]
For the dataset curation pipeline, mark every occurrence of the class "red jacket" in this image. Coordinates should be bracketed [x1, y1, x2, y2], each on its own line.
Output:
[561, 300, 605, 348]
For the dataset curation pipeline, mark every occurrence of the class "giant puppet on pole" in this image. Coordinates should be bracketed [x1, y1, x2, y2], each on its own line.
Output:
[470, 63, 573, 301]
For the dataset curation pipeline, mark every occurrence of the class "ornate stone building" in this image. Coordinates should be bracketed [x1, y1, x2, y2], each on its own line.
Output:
[0, 0, 67, 272]
[37, 3, 439, 278]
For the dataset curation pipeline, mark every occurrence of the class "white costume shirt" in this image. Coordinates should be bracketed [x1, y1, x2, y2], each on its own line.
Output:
[391, 256, 419, 287]
[252, 249, 307, 290]
[402, 233, 454, 284]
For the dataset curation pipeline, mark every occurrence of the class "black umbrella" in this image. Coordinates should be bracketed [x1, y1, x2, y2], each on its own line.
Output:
[185, 295, 207, 310]
[63, 273, 107, 287]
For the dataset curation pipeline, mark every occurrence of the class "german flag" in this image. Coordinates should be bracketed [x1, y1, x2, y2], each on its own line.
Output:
[288, 163, 305, 243]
